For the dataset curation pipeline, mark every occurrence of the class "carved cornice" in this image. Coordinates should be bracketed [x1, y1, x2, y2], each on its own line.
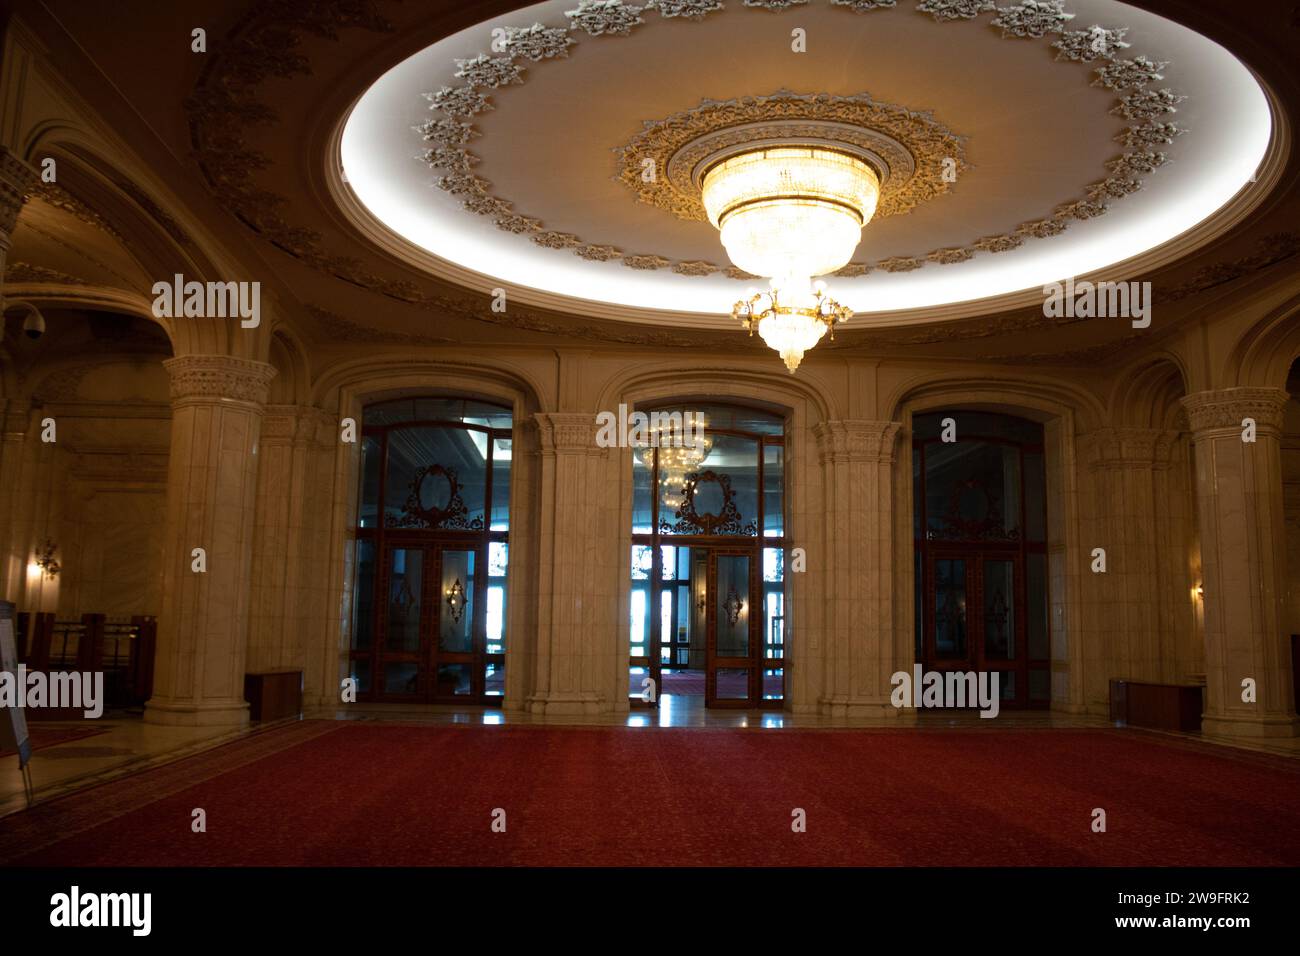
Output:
[163, 355, 277, 407]
[813, 420, 901, 464]
[29, 182, 122, 240]
[3, 261, 88, 286]
[1180, 388, 1289, 434]
[534, 412, 602, 453]
[1079, 427, 1179, 470]
[0, 148, 39, 238]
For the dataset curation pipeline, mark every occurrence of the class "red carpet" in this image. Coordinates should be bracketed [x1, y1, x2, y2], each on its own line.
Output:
[0, 725, 108, 758]
[2, 721, 1298, 866]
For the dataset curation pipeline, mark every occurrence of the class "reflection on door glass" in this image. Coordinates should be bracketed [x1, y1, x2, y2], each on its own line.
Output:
[386, 549, 422, 653]
[984, 560, 1015, 659]
[439, 550, 475, 653]
[436, 663, 472, 696]
[716, 555, 749, 657]
[717, 667, 749, 699]
[935, 558, 966, 657]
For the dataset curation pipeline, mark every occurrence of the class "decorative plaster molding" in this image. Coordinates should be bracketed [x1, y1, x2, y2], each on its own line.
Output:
[534, 412, 602, 452]
[813, 420, 902, 463]
[990, 1, 1073, 39]
[163, 355, 277, 406]
[29, 182, 123, 240]
[1156, 232, 1300, 304]
[4, 261, 88, 286]
[917, 0, 995, 21]
[614, 91, 966, 225]
[565, 1, 646, 36]
[1181, 388, 1289, 433]
[179, 0, 1201, 336]
[411, 1, 1183, 279]
[1079, 427, 1178, 470]
[0, 148, 39, 237]
[647, 0, 725, 17]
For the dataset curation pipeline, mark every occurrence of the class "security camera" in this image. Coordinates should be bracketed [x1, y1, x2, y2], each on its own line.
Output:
[3, 300, 46, 340]
[22, 306, 46, 340]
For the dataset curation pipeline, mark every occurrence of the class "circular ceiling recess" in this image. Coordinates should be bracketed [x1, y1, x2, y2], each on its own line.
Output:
[337, 0, 1276, 327]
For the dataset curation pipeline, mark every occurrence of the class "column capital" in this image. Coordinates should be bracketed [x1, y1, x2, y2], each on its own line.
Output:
[1079, 427, 1180, 471]
[0, 148, 39, 240]
[163, 354, 276, 407]
[533, 412, 600, 453]
[813, 419, 901, 464]
[1180, 387, 1289, 434]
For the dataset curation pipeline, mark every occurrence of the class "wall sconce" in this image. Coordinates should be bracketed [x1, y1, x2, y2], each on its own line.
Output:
[34, 538, 60, 579]
[1193, 583, 1204, 599]
[445, 577, 466, 624]
[723, 584, 745, 626]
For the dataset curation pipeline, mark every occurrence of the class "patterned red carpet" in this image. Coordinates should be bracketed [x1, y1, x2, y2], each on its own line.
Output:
[3, 721, 1298, 866]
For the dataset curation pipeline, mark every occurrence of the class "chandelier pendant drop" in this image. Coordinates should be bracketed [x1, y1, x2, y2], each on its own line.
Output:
[701, 146, 877, 373]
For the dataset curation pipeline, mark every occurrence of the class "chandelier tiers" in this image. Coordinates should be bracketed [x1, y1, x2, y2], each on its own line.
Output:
[701, 146, 877, 374]
[733, 281, 853, 375]
[634, 416, 713, 510]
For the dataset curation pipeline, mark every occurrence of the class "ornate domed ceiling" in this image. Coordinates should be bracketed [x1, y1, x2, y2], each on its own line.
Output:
[336, 0, 1275, 327]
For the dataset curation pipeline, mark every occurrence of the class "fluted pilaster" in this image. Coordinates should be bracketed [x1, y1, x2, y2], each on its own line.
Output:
[1180, 387, 1297, 737]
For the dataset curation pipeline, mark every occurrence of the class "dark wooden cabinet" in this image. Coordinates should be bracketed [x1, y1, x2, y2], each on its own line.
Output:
[1110, 679, 1203, 732]
[244, 669, 303, 722]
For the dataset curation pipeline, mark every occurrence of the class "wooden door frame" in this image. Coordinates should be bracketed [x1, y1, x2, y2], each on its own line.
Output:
[921, 545, 1027, 707]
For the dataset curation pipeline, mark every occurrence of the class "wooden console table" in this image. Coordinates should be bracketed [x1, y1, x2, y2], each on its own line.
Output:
[1109, 679, 1203, 732]
[244, 669, 303, 722]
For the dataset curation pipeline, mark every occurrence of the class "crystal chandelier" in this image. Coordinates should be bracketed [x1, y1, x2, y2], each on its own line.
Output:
[634, 417, 712, 508]
[701, 146, 879, 373]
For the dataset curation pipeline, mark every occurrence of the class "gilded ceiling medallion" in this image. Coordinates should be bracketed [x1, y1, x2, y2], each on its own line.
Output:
[613, 91, 966, 224]
[410, 0, 1188, 282]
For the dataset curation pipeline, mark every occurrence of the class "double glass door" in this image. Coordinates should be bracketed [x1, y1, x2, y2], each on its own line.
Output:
[923, 549, 1021, 706]
[635, 544, 783, 708]
[377, 541, 487, 701]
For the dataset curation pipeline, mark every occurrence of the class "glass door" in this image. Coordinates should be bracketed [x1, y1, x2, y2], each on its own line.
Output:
[431, 547, 477, 701]
[707, 551, 755, 707]
[922, 550, 1024, 707]
[378, 544, 428, 699]
[377, 542, 482, 702]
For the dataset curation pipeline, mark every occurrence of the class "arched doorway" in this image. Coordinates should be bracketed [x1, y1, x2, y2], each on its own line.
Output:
[629, 403, 786, 709]
[912, 411, 1051, 709]
[348, 396, 512, 703]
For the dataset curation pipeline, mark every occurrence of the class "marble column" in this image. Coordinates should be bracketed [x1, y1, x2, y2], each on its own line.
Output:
[247, 404, 335, 677]
[144, 355, 276, 726]
[1181, 387, 1299, 737]
[1078, 427, 1192, 701]
[526, 412, 617, 715]
[0, 150, 38, 603]
[813, 420, 902, 716]
[0, 402, 34, 602]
